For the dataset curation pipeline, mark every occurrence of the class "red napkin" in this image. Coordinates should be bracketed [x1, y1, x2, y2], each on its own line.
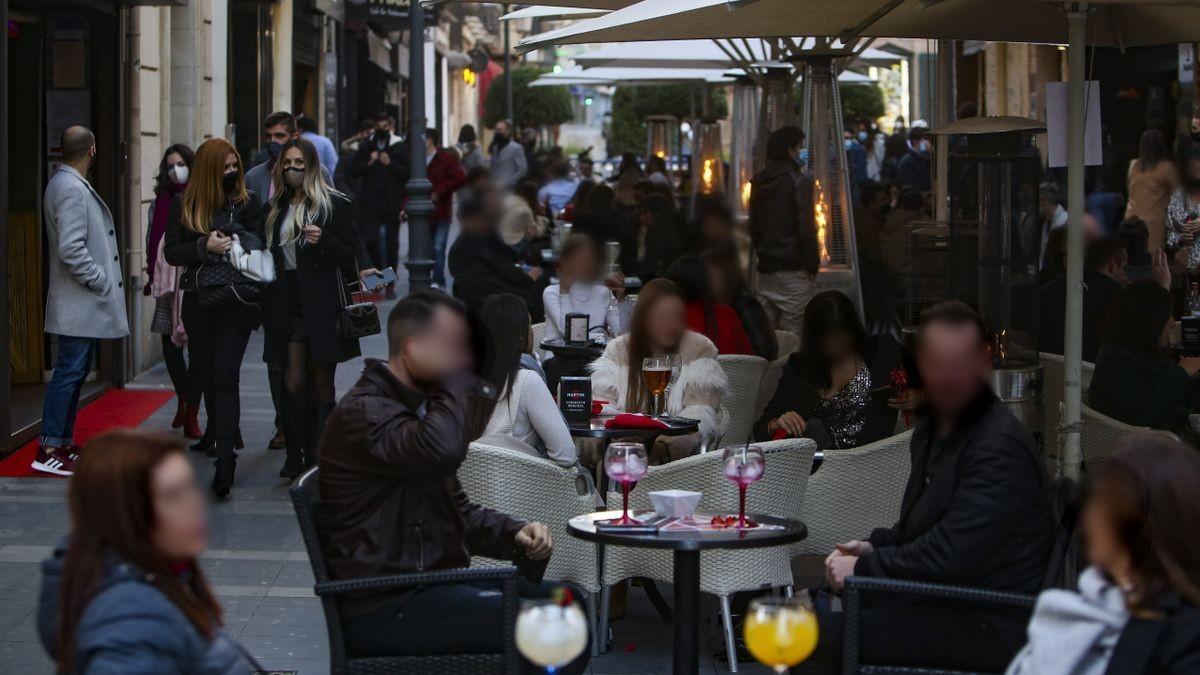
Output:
[771, 428, 789, 441]
[591, 399, 609, 416]
[604, 413, 669, 430]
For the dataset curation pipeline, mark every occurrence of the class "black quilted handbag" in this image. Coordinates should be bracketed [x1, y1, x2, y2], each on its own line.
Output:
[335, 270, 380, 339]
[194, 261, 264, 309]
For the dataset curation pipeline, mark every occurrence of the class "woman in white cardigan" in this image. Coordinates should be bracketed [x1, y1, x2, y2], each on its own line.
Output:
[472, 293, 578, 467]
[543, 234, 631, 341]
[589, 279, 728, 464]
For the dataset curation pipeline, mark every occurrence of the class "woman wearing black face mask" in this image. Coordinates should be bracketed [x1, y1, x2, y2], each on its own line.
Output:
[261, 139, 362, 479]
[164, 138, 265, 498]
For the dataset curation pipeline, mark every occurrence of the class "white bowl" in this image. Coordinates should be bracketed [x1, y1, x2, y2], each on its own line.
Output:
[648, 490, 702, 519]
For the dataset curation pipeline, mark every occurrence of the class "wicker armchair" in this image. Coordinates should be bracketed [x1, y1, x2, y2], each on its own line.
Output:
[1080, 404, 1179, 467]
[459, 438, 602, 656]
[796, 430, 912, 556]
[289, 468, 521, 675]
[842, 479, 1081, 675]
[717, 354, 770, 447]
[531, 321, 547, 362]
[601, 438, 817, 671]
[756, 332, 800, 424]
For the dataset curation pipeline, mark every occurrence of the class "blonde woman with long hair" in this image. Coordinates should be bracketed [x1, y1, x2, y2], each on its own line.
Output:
[262, 138, 362, 478]
[163, 138, 265, 498]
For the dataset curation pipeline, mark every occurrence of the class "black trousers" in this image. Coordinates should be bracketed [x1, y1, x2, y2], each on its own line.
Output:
[161, 334, 190, 401]
[800, 593, 1024, 674]
[359, 199, 396, 271]
[181, 294, 252, 454]
[343, 578, 590, 674]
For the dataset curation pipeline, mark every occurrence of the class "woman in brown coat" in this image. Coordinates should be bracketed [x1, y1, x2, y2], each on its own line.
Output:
[1125, 129, 1178, 251]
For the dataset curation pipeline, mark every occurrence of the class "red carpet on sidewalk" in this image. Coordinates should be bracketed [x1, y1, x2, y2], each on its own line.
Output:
[0, 389, 176, 478]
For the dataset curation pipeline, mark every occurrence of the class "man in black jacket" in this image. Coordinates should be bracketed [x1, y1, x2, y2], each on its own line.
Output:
[810, 302, 1055, 673]
[350, 113, 409, 289]
[448, 193, 544, 321]
[319, 291, 566, 659]
[749, 125, 820, 334]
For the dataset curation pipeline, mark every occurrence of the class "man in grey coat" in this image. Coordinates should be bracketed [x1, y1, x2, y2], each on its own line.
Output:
[35, 126, 129, 476]
[489, 119, 528, 190]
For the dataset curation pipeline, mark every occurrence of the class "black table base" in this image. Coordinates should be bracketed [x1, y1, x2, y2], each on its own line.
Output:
[672, 550, 701, 675]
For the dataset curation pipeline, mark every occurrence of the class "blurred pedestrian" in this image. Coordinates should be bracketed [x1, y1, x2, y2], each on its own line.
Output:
[295, 114, 339, 175]
[895, 126, 932, 193]
[457, 123, 484, 171]
[490, 119, 527, 190]
[1126, 129, 1178, 252]
[537, 160, 578, 214]
[749, 126, 819, 334]
[425, 128, 467, 287]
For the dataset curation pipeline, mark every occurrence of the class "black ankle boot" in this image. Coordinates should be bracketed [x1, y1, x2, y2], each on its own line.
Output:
[211, 442, 236, 499]
[307, 402, 336, 468]
[280, 400, 311, 479]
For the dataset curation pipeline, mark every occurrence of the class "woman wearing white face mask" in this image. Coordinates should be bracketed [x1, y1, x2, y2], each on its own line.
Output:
[262, 139, 362, 479]
[146, 145, 200, 440]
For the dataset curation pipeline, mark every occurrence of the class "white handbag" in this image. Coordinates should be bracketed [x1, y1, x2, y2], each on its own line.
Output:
[228, 233, 276, 284]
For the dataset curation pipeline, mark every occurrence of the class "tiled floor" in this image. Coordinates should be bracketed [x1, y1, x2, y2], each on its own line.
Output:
[0, 293, 787, 674]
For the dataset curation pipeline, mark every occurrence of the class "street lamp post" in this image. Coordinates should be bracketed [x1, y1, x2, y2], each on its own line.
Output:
[404, 3, 434, 292]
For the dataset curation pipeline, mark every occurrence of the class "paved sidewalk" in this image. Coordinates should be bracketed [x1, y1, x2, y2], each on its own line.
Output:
[0, 294, 777, 674]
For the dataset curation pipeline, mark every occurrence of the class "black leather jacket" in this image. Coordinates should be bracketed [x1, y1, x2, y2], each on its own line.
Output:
[163, 191, 266, 291]
[748, 160, 819, 275]
[317, 360, 526, 618]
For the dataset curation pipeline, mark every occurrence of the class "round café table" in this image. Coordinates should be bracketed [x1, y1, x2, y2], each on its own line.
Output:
[568, 511, 807, 675]
[567, 415, 699, 440]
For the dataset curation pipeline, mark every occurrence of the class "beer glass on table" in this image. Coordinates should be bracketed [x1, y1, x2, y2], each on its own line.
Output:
[642, 356, 672, 418]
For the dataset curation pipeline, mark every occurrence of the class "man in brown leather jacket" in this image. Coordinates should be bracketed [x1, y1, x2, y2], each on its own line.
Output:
[318, 290, 557, 658]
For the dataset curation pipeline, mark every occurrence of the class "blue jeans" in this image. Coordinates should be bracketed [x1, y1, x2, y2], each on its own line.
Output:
[432, 220, 450, 286]
[40, 335, 96, 448]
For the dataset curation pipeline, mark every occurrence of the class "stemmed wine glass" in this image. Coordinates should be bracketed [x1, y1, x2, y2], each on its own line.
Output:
[515, 598, 589, 673]
[604, 442, 648, 526]
[744, 595, 819, 672]
[642, 356, 672, 418]
[722, 444, 765, 529]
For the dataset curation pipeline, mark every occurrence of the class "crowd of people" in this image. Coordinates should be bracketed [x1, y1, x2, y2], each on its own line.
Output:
[29, 109, 1200, 675]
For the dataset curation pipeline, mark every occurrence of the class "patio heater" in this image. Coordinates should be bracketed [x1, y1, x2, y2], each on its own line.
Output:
[754, 65, 800, 171]
[729, 75, 760, 220]
[929, 116, 1046, 448]
[691, 119, 725, 198]
[800, 57, 862, 315]
[645, 115, 680, 170]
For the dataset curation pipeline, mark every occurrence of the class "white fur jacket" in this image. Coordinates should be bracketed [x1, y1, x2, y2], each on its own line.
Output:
[589, 330, 728, 440]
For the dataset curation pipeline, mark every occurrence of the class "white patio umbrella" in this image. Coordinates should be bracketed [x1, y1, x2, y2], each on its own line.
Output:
[571, 38, 902, 70]
[529, 66, 737, 86]
[518, 0, 1200, 49]
[499, 5, 608, 21]
[518, 0, 1200, 481]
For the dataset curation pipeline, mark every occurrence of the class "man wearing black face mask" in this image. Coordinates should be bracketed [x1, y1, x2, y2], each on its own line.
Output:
[351, 112, 410, 284]
[489, 119, 527, 190]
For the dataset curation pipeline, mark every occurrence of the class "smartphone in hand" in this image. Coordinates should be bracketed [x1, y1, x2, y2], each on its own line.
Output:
[361, 267, 398, 291]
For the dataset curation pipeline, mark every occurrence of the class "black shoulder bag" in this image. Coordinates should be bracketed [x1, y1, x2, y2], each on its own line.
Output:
[336, 269, 380, 339]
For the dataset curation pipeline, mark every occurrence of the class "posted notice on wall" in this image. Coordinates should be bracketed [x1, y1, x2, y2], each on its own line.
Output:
[1046, 81, 1102, 168]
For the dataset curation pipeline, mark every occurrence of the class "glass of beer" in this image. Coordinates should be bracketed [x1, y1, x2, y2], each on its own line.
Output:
[642, 356, 672, 418]
[744, 595, 819, 672]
